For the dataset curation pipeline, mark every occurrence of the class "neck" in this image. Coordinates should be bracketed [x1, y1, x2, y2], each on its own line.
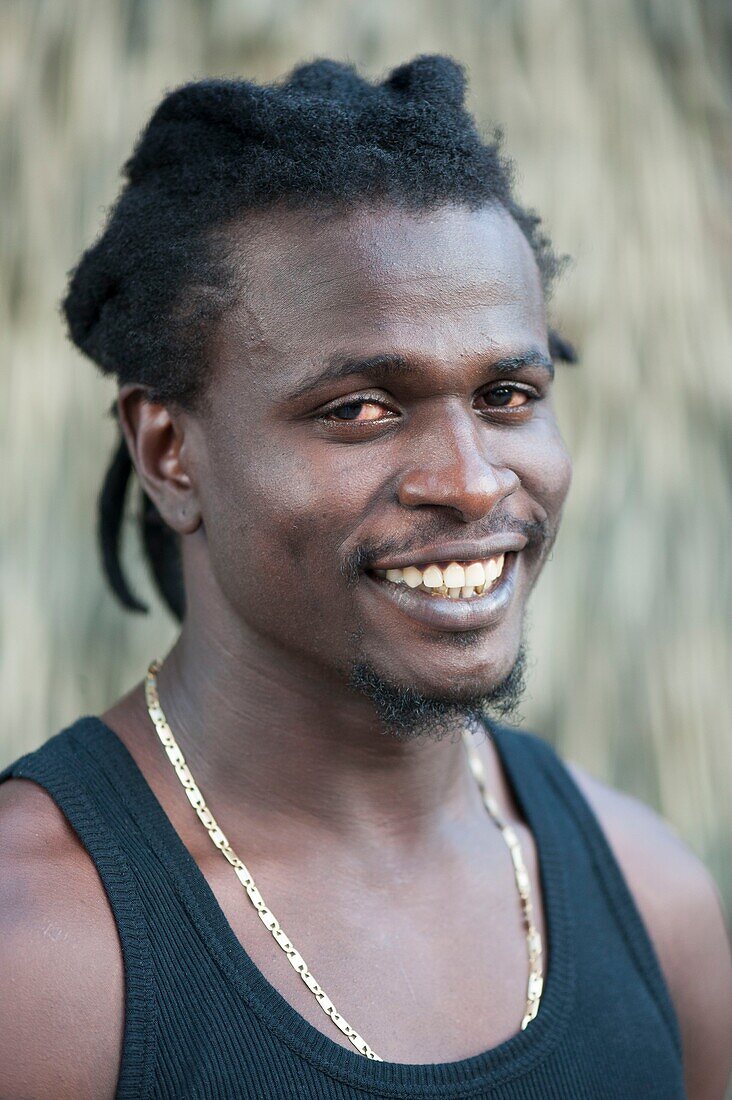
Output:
[149, 616, 503, 858]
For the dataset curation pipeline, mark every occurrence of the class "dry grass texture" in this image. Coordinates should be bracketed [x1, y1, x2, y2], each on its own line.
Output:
[1, 0, 731, 909]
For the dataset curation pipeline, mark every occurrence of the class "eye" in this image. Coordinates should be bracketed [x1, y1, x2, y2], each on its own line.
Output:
[476, 384, 535, 411]
[319, 398, 397, 424]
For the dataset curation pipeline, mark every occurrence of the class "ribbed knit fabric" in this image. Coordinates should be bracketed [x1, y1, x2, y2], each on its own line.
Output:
[1, 719, 685, 1099]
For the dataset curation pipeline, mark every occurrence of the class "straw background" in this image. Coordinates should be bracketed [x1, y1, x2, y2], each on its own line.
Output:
[1, 0, 731, 916]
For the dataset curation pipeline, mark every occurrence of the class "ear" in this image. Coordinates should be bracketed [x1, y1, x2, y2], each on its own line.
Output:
[117, 385, 202, 535]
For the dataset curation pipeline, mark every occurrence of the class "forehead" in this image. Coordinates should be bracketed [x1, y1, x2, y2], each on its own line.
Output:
[212, 203, 547, 381]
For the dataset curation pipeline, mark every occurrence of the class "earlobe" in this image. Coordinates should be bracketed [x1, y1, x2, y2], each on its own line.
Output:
[177, 502, 202, 534]
[117, 385, 202, 536]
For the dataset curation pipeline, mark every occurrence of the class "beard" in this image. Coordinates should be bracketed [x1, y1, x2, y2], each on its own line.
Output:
[347, 641, 528, 743]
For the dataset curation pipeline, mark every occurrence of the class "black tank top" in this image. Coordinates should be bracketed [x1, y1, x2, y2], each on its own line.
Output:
[1, 718, 685, 1099]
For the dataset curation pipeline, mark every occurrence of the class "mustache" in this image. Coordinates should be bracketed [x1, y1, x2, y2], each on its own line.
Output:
[342, 514, 553, 584]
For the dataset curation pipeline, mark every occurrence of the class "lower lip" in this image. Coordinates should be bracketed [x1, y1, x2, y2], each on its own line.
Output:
[362, 553, 519, 633]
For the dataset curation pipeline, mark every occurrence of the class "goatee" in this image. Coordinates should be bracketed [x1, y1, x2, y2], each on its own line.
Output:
[348, 643, 527, 743]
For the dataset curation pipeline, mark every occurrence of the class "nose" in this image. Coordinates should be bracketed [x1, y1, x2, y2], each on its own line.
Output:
[396, 403, 519, 523]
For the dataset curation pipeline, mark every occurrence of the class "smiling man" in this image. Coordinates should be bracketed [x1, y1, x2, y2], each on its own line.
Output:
[1, 56, 730, 1099]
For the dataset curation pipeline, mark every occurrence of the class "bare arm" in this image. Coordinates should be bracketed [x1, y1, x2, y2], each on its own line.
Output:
[568, 762, 732, 1100]
[0, 778, 124, 1100]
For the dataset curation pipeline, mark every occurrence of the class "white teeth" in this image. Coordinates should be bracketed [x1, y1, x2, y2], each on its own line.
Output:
[422, 565, 444, 589]
[377, 554, 508, 599]
[443, 562, 466, 588]
[464, 561, 486, 588]
[486, 554, 505, 582]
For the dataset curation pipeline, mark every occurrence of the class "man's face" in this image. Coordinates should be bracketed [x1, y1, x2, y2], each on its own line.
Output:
[185, 203, 572, 703]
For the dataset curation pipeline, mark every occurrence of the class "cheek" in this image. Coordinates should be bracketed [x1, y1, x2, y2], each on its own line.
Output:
[201, 439, 321, 590]
[196, 427, 377, 643]
[538, 433, 572, 518]
[246, 435, 379, 563]
[508, 419, 573, 523]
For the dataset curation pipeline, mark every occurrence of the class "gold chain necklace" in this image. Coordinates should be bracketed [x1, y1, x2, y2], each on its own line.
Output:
[144, 658, 544, 1060]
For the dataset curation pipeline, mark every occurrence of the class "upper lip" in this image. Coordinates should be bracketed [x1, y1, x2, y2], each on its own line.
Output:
[367, 537, 528, 571]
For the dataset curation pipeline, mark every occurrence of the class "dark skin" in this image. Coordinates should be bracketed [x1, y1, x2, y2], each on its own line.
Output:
[1, 204, 730, 1098]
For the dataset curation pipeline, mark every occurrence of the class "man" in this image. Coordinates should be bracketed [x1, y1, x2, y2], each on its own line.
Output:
[1, 56, 730, 1099]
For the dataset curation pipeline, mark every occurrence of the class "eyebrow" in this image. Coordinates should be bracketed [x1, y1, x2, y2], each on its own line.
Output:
[288, 348, 554, 401]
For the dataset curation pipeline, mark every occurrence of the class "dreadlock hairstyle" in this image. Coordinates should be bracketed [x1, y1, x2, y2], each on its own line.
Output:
[63, 54, 576, 623]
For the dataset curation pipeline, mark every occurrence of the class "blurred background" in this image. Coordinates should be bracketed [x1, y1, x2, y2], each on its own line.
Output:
[1, 0, 730, 916]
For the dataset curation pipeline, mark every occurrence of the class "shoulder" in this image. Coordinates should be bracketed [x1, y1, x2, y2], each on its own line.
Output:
[566, 759, 732, 1100]
[0, 775, 124, 1100]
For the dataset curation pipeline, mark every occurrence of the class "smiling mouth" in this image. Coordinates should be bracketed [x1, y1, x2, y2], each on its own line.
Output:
[369, 554, 506, 600]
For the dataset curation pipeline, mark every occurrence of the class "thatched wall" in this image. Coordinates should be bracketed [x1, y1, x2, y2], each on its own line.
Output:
[2, 0, 730, 911]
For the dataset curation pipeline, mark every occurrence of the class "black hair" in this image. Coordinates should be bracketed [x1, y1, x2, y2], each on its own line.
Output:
[63, 54, 575, 622]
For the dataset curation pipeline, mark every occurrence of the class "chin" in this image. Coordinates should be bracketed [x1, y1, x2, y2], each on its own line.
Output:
[347, 641, 527, 742]
[357, 620, 523, 693]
